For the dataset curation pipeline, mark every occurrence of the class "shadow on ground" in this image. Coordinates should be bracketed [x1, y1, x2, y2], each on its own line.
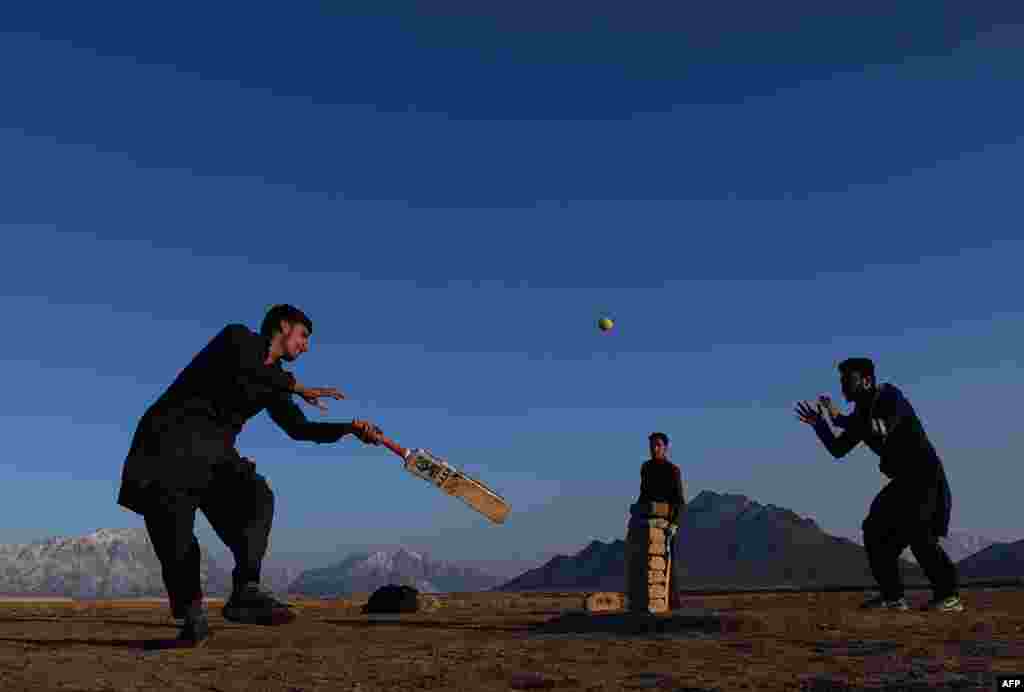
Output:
[0, 635, 154, 650]
[526, 608, 743, 639]
[323, 617, 528, 633]
[0, 617, 174, 629]
[322, 608, 742, 640]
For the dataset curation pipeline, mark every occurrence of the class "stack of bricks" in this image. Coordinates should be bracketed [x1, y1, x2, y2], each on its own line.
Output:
[624, 501, 673, 614]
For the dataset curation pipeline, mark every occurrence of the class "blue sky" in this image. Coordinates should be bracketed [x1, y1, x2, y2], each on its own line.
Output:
[1, 5, 1022, 576]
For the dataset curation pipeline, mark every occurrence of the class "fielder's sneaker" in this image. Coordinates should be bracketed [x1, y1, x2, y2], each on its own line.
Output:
[859, 595, 910, 611]
[921, 594, 964, 613]
[222, 582, 296, 625]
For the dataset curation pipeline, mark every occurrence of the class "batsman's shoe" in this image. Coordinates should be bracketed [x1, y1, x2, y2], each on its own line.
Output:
[171, 595, 205, 621]
[222, 582, 296, 625]
[176, 612, 211, 647]
[858, 595, 910, 611]
[156, 604, 210, 649]
[921, 594, 964, 613]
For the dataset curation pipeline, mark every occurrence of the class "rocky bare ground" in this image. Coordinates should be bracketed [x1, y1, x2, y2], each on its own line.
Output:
[0, 587, 1021, 691]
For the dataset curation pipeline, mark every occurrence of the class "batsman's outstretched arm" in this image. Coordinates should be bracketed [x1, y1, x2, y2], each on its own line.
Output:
[266, 395, 360, 444]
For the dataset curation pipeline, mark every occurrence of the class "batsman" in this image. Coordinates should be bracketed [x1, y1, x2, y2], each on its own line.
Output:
[795, 357, 962, 613]
[117, 304, 384, 646]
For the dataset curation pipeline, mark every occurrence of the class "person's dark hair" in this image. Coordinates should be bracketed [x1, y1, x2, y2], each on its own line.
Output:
[838, 357, 875, 380]
[649, 432, 670, 446]
[261, 304, 313, 339]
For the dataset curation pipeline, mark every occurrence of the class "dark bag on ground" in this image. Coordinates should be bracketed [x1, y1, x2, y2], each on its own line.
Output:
[362, 584, 420, 614]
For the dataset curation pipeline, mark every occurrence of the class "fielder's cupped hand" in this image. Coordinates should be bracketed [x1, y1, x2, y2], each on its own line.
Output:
[794, 400, 825, 426]
[297, 385, 345, 413]
[817, 394, 840, 419]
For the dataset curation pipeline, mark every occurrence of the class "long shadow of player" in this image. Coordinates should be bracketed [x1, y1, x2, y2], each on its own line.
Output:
[0, 617, 173, 629]
[0, 632, 308, 651]
[0, 635, 155, 649]
[322, 618, 527, 633]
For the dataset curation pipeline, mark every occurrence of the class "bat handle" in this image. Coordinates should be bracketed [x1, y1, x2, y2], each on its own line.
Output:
[376, 434, 408, 460]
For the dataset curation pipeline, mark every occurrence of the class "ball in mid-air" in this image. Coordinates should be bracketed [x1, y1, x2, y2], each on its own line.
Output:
[598, 317, 614, 332]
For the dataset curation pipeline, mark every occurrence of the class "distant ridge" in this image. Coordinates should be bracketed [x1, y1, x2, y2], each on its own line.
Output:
[0, 528, 299, 598]
[289, 548, 503, 596]
[0, 528, 230, 598]
[956, 538, 1024, 581]
[496, 490, 924, 592]
[839, 529, 1005, 564]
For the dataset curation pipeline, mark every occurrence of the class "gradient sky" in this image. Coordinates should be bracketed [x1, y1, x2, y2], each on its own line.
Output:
[1, 4, 1022, 576]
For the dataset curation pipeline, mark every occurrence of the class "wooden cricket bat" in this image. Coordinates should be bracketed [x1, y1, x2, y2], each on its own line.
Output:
[375, 434, 510, 524]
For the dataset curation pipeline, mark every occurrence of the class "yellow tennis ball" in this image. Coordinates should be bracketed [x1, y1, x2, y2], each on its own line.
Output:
[598, 317, 614, 331]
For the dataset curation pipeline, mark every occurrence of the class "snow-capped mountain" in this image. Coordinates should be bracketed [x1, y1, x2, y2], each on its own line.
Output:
[0, 528, 231, 598]
[289, 547, 502, 597]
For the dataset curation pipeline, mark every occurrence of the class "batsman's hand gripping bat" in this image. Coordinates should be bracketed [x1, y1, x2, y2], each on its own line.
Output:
[371, 431, 510, 524]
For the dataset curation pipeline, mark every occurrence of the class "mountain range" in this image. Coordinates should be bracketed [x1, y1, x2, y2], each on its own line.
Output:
[956, 539, 1024, 580]
[837, 529, 1005, 565]
[0, 528, 295, 598]
[287, 548, 503, 596]
[1, 491, 1018, 598]
[498, 492, 1024, 592]
[0, 528, 228, 598]
[498, 490, 926, 592]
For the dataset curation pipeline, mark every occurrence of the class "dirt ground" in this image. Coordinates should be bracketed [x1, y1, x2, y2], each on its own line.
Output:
[0, 588, 1021, 691]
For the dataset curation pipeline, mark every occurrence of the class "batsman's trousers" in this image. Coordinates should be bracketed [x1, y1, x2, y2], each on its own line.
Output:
[142, 458, 275, 612]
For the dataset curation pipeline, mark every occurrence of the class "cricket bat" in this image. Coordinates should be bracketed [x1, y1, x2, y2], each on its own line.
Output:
[374, 433, 510, 524]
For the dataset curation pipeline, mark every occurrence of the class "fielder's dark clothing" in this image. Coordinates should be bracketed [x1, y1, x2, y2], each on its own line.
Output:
[117, 323, 356, 605]
[637, 459, 687, 597]
[812, 383, 958, 599]
[861, 480, 959, 601]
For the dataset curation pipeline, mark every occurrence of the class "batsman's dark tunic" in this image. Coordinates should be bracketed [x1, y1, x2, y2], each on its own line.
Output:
[117, 324, 352, 515]
[812, 383, 952, 538]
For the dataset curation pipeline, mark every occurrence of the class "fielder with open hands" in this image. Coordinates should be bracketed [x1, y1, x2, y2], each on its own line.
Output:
[794, 399, 826, 426]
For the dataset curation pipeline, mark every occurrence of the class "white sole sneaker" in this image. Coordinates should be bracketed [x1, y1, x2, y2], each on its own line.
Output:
[859, 597, 909, 611]
[923, 596, 964, 613]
